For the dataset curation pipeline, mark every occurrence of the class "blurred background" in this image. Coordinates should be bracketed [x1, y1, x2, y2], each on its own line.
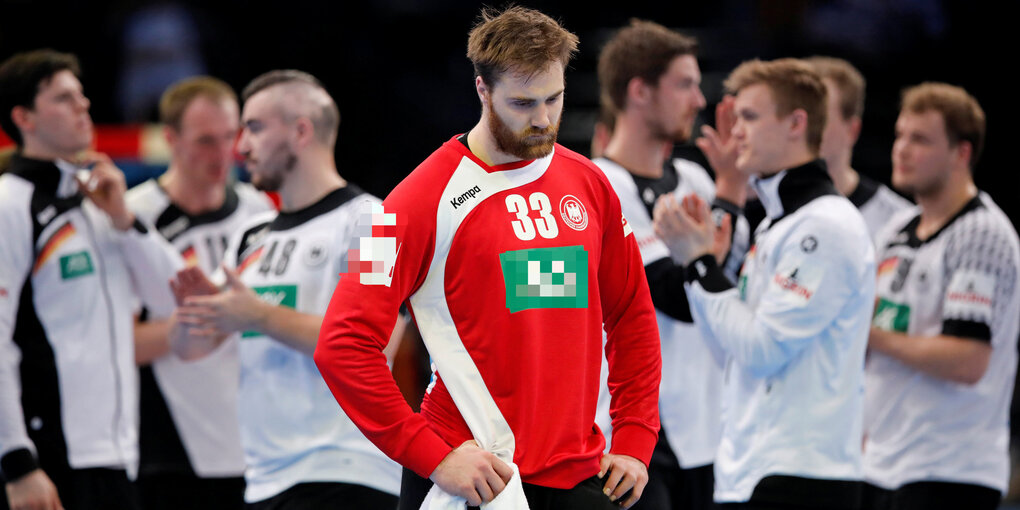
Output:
[0, 0, 1008, 221]
[2, 0, 1015, 499]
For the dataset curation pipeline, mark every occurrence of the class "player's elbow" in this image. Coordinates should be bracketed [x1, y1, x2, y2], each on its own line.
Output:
[948, 359, 989, 385]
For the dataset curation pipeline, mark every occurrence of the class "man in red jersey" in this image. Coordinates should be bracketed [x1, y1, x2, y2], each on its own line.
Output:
[314, 6, 661, 510]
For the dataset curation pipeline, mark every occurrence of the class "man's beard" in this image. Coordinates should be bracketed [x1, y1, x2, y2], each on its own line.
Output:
[488, 106, 559, 160]
[250, 141, 297, 192]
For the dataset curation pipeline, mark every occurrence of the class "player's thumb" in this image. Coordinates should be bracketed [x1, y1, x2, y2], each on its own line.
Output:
[223, 265, 245, 289]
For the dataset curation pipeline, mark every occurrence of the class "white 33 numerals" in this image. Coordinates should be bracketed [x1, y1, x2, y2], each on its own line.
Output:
[505, 192, 559, 241]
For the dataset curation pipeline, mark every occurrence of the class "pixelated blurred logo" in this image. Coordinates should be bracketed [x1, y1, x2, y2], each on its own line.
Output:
[559, 195, 588, 231]
[59, 251, 94, 280]
[873, 297, 910, 333]
[340, 201, 404, 287]
[499, 245, 588, 313]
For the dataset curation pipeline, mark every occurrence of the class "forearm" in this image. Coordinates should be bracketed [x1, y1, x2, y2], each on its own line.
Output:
[134, 317, 173, 365]
[120, 224, 183, 318]
[251, 303, 324, 357]
[869, 328, 991, 384]
[0, 342, 36, 481]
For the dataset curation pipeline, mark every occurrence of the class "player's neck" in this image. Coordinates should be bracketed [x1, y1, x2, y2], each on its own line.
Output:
[160, 166, 226, 215]
[466, 122, 522, 167]
[602, 120, 670, 179]
[19, 139, 78, 163]
[916, 172, 977, 240]
[277, 153, 346, 212]
[826, 158, 860, 197]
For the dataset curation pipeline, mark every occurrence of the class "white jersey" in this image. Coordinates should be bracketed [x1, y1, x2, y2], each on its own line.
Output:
[847, 175, 913, 245]
[684, 161, 874, 505]
[224, 186, 401, 502]
[594, 157, 733, 468]
[864, 193, 1020, 494]
[126, 179, 274, 478]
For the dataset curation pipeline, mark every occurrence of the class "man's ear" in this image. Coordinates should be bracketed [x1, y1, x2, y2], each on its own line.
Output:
[10, 105, 32, 134]
[847, 116, 862, 145]
[788, 109, 809, 141]
[294, 117, 315, 147]
[476, 76, 489, 105]
[953, 140, 973, 170]
[626, 76, 653, 108]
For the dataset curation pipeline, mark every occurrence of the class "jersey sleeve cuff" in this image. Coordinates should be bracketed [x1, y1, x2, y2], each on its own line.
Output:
[942, 319, 992, 343]
[711, 197, 743, 218]
[1, 447, 39, 482]
[403, 428, 456, 479]
[608, 424, 659, 467]
[683, 254, 733, 293]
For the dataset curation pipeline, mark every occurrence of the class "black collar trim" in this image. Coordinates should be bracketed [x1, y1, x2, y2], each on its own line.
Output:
[893, 195, 983, 249]
[760, 159, 839, 222]
[847, 174, 880, 208]
[270, 185, 364, 231]
[7, 154, 68, 196]
[153, 182, 241, 242]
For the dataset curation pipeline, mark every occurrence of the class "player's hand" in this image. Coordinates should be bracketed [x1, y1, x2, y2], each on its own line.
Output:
[5, 469, 64, 510]
[178, 265, 265, 336]
[170, 266, 220, 306]
[598, 453, 648, 508]
[696, 96, 748, 205]
[73, 151, 134, 231]
[652, 192, 715, 265]
[429, 440, 514, 506]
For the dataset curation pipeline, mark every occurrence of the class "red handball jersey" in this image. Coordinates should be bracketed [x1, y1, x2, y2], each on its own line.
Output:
[315, 137, 660, 489]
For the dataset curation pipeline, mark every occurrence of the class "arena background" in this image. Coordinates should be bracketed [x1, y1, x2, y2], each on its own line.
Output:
[0, 0, 1010, 226]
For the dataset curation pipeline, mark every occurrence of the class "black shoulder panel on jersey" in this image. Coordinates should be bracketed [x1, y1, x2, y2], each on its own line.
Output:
[271, 185, 365, 232]
[644, 257, 693, 323]
[942, 319, 992, 343]
[154, 185, 241, 242]
[773, 160, 839, 223]
[847, 174, 880, 209]
[235, 221, 273, 266]
[895, 195, 984, 249]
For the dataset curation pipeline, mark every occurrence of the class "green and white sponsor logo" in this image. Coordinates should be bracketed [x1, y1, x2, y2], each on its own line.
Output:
[873, 297, 910, 333]
[242, 284, 297, 338]
[59, 251, 93, 280]
[499, 245, 588, 313]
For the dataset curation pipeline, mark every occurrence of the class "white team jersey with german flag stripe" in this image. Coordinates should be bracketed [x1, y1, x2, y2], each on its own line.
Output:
[864, 192, 1020, 493]
[224, 186, 400, 503]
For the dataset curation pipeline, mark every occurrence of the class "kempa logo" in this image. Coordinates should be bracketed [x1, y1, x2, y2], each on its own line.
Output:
[499, 245, 588, 313]
[450, 185, 482, 209]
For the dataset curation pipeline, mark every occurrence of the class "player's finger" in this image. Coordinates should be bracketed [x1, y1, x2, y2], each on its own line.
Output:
[609, 471, 635, 501]
[490, 455, 514, 484]
[601, 462, 625, 498]
[620, 480, 645, 509]
[598, 454, 613, 478]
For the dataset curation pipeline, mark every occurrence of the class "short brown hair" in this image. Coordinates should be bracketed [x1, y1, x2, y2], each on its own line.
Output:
[901, 82, 985, 169]
[0, 49, 81, 146]
[598, 19, 698, 112]
[159, 76, 237, 130]
[804, 56, 865, 120]
[466, 6, 579, 87]
[725, 58, 828, 153]
[241, 70, 341, 147]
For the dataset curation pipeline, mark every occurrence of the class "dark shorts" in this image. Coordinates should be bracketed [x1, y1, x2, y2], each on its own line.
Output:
[136, 471, 245, 510]
[397, 467, 621, 510]
[631, 428, 715, 510]
[862, 480, 1000, 510]
[2, 467, 140, 510]
[246, 481, 398, 510]
[717, 475, 862, 510]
